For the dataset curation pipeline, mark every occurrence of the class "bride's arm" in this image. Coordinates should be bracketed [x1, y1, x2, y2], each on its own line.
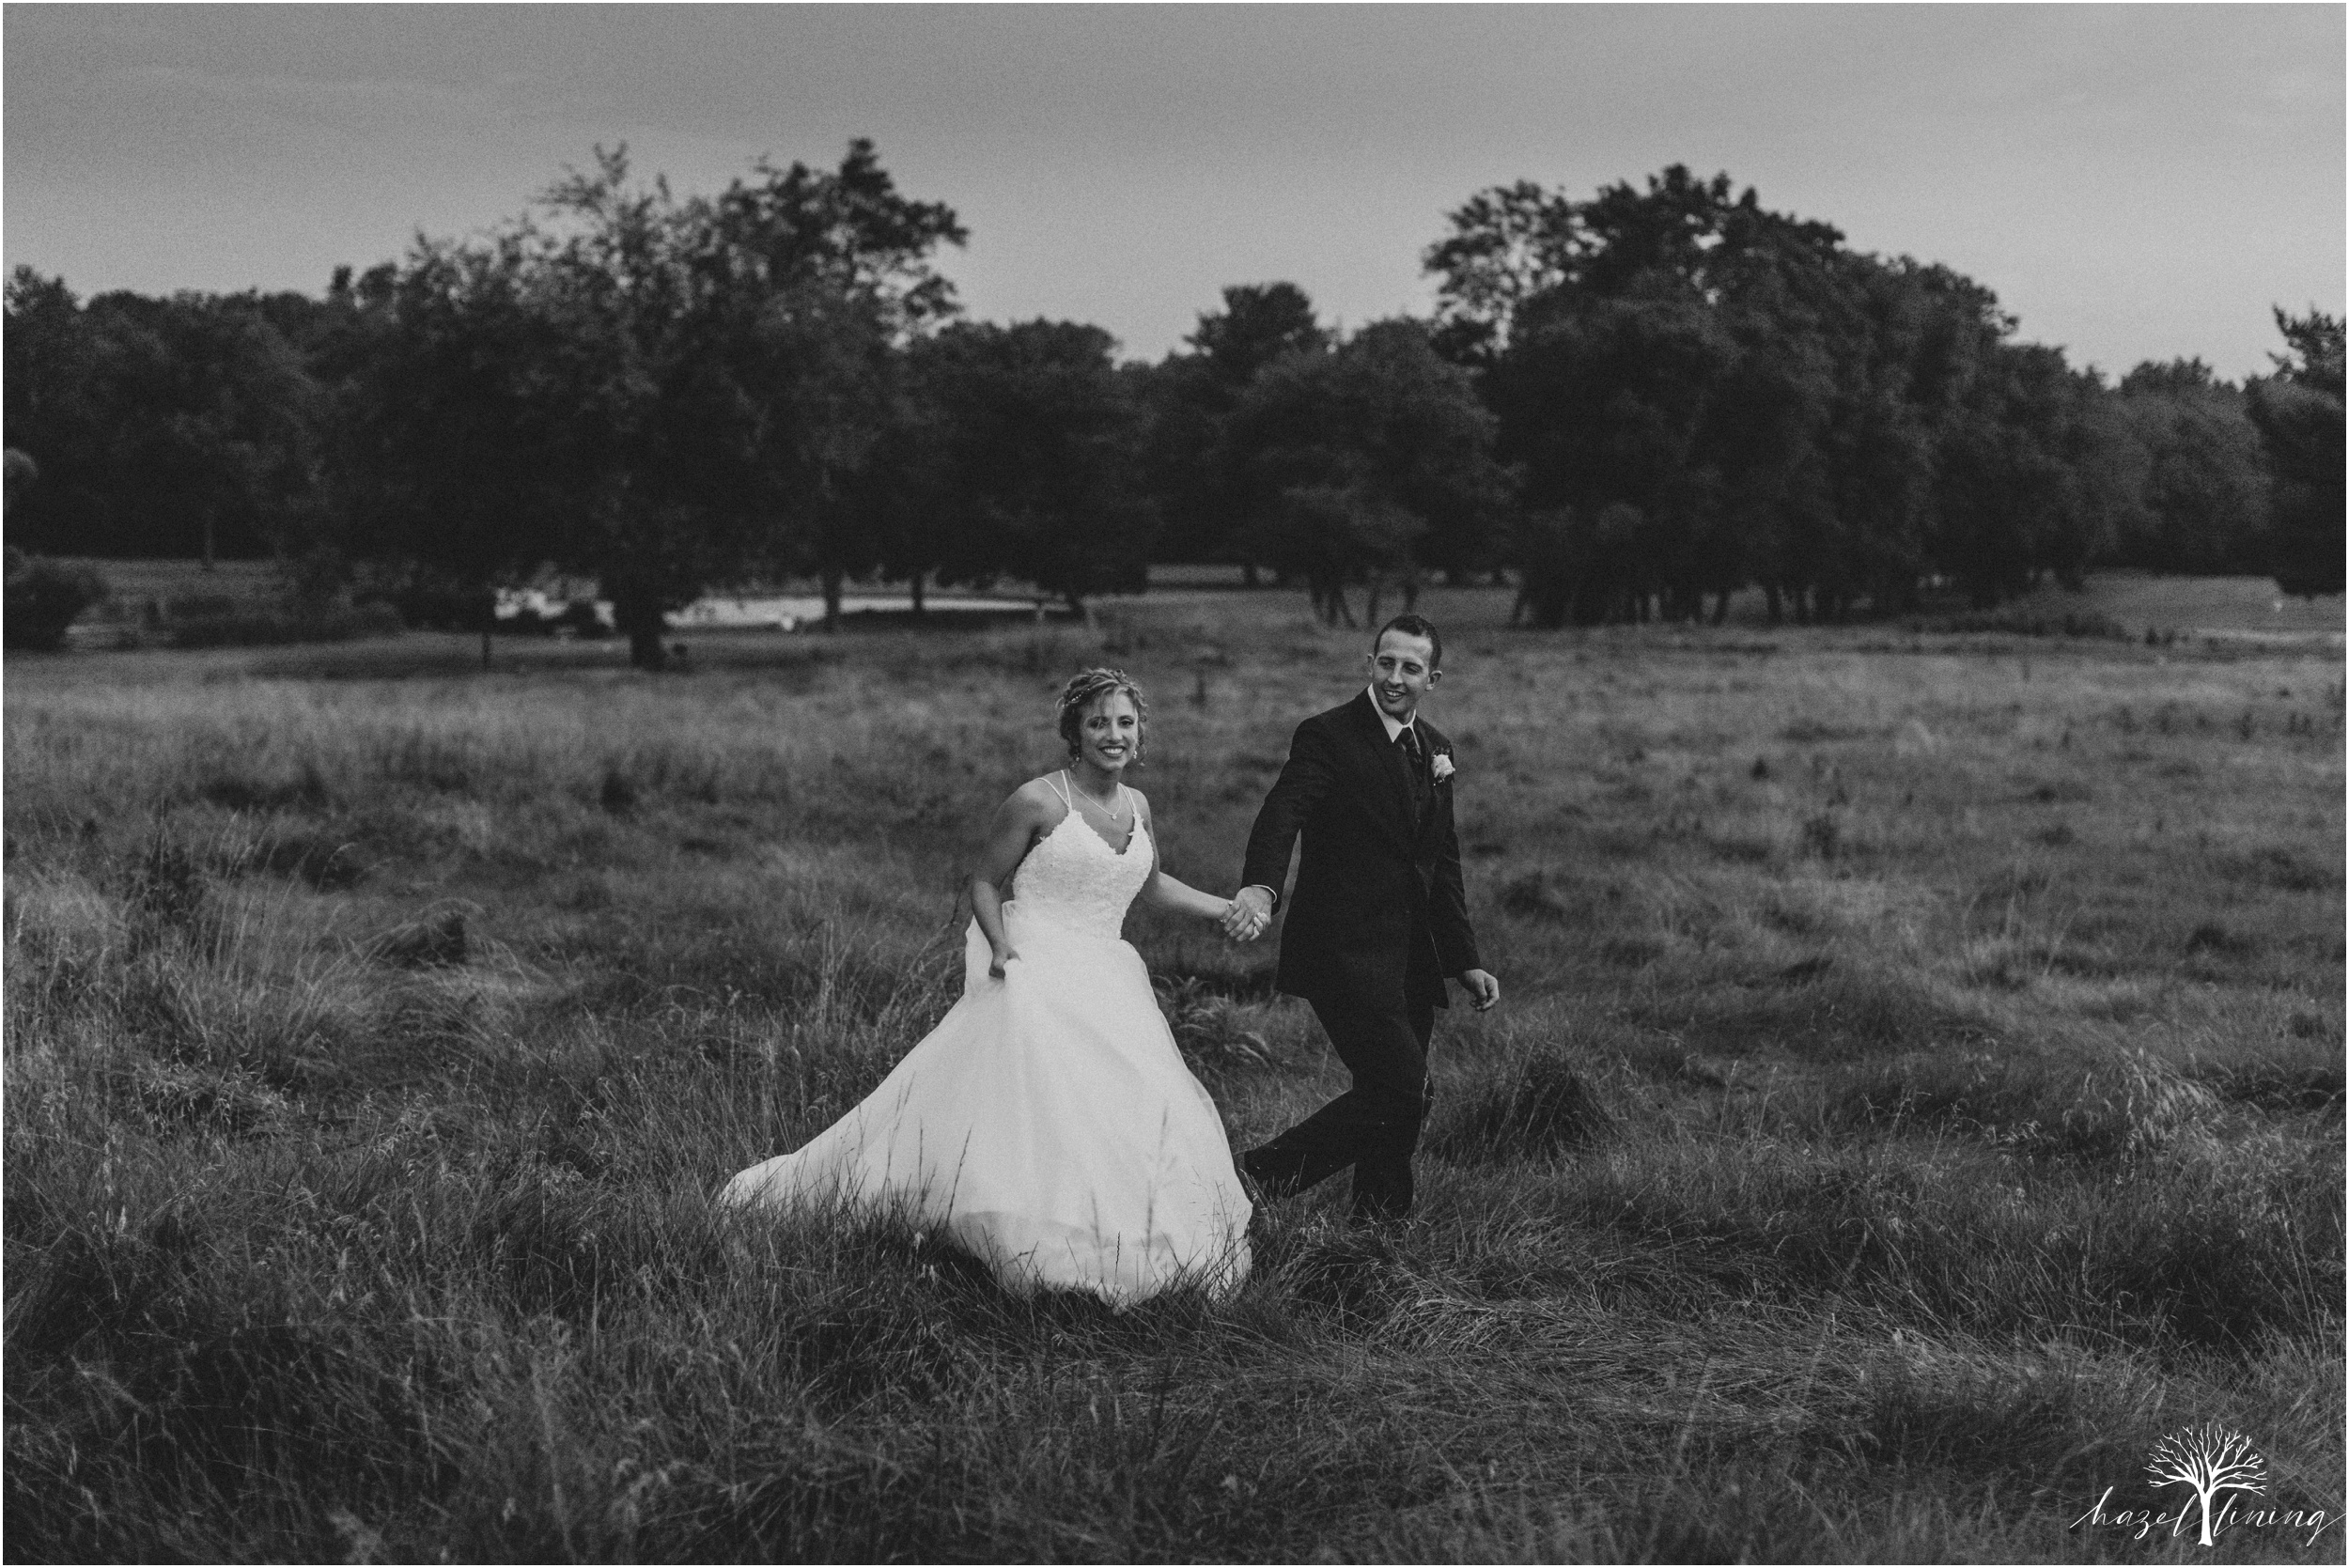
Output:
[1131, 793, 1234, 922]
[971, 783, 1052, 975]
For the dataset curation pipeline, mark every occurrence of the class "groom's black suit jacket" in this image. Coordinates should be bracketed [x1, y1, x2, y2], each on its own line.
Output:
[1241, 691, 1482, 1013]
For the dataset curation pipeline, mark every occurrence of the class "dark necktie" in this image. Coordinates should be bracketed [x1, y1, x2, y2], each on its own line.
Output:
[1398, 726, 1428, 816]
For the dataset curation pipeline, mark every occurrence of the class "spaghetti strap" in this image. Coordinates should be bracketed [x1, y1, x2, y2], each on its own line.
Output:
[1047, 769, 1074, 809]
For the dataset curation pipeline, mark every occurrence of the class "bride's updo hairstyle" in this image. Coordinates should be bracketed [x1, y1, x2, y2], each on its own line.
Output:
[1057, 667, 1148, 765]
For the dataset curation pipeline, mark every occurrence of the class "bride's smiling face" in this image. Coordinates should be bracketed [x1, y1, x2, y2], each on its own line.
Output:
[1075, 692, 1142, 774]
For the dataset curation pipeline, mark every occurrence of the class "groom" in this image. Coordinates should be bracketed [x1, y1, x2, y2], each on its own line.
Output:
[1222, 613, 1499, 1225]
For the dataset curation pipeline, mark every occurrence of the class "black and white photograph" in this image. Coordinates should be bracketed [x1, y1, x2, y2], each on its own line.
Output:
[4, 4, 2342, 1560]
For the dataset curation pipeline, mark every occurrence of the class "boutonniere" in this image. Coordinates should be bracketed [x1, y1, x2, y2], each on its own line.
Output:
[1431, 753, 1455, 783]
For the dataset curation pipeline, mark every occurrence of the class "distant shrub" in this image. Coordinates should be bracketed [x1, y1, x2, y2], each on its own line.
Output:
[3, 548, 109, 650]
[1910, 607, 2132, 639]
[169, 599, 404, 649]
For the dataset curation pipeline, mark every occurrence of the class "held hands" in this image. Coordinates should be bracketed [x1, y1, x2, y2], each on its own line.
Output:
[1459, 969, 1501, 1012]
[1221, 885, 1274, 943]
[988, 945, 1019, 980]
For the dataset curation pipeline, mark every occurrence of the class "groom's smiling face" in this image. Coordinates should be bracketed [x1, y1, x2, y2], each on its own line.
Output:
[1366, 630, 1439, 722]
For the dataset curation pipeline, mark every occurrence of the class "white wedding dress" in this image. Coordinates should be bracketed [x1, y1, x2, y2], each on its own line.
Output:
[721, 781, 1252, 1304]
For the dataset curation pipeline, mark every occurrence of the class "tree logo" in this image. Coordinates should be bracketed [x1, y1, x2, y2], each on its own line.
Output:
[2146, 1423, 2267, 1547]
[2071, 1422, 2334, 1548]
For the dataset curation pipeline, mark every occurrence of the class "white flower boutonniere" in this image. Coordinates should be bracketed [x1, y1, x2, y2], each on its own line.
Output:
[1431, 753, 1455, 783]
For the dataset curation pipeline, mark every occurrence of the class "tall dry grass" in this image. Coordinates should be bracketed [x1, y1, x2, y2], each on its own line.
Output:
[6, 589, 2341, 1560]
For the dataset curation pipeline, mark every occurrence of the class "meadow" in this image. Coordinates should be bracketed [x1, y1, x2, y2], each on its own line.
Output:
[4, 582, 2342, 1562]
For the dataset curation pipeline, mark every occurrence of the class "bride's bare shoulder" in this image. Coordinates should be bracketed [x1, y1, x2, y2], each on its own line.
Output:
[1000, 775, 1069, 821]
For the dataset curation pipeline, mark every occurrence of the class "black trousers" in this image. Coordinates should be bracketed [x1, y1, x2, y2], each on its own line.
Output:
[1243, 989, 1437, 1221]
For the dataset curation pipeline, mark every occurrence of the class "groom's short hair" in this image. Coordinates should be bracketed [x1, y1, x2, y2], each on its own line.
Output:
[1373, 613, 1441, 671]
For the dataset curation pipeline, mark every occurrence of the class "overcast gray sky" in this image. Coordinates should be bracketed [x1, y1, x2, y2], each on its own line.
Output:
[5, 4, 2341, 381]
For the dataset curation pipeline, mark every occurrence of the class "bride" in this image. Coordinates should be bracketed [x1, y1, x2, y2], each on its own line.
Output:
[721, 668, 1254, 1303]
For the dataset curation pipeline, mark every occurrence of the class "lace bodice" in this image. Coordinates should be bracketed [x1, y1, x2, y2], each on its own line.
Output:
[1011, 785, 1152, 940]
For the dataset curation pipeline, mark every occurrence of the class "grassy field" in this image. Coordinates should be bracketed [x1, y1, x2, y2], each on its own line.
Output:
[5, 582, 2342, 1562]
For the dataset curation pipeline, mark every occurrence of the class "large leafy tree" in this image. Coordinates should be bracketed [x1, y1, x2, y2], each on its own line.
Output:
[2246, 307, 2344, 598]
[330, 237, 566, 646]
[519, 147, 798, 662]
[1139, 283, 1330, 572]
[1423, 179, 1579, 365]
[529, 142, 963, 653]
[1189, 283, 1330, 387]
[911, 319, 1153, 612]
[5, 271, 325, 565]
[1441, 166, 2154, 622]
[334, 141, 964, 666]
[3, 271, 103, 551]
[1473, 171, 1868, 624]
[2111, 366, 2269, 575]
[1492, 292, 1738, 624]
[1226, 318, 1507, 624]
[1930, 344, 2106, 606]
[692, 139, 967, 624]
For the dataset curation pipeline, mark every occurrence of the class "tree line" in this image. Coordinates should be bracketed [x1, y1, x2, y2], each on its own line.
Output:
[6, 146, 2339, 661]
[1418, 169, 2339, 624]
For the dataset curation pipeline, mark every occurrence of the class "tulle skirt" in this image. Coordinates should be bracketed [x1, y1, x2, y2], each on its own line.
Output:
[721, 903, 1252, 1304]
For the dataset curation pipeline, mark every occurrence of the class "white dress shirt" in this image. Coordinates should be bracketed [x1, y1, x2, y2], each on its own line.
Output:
[1367, 686, 1422, 746]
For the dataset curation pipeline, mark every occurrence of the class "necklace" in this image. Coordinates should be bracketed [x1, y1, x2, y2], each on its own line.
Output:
[1065, 770, 1128, 827]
